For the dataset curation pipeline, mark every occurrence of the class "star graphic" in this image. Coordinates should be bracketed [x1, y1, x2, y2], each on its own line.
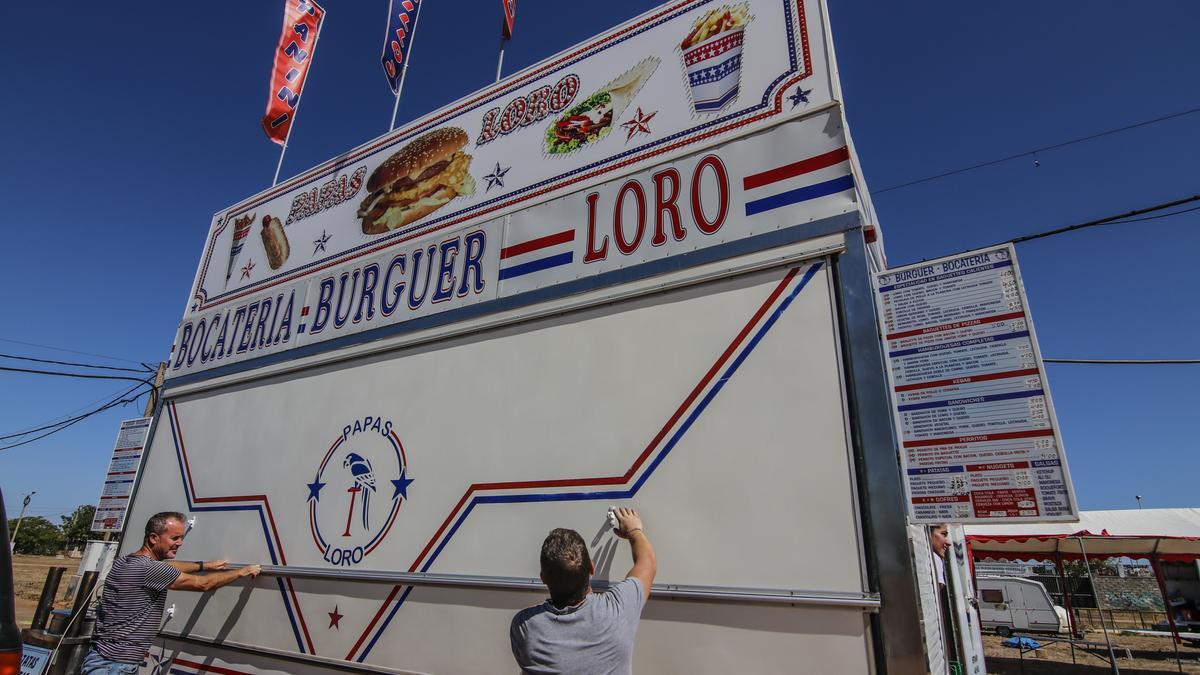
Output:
[313, 230, 331, 255]
[307, 478, 326, 502]
[621, 107, 658, 142]
[391, 468, 414, 501]
[240, 259, 255, 279]
[787, 86, 812, 108]
[483, 162, 510, 192]
[147, 652, 169, 675]
[328, 605, 343, 629]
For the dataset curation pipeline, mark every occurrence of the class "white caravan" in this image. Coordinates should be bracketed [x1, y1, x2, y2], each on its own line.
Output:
[116, 1, 960, 673]
[977, 577, 1069, 636]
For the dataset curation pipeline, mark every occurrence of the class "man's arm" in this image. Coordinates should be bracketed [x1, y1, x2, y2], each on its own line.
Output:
[167, 559, 230, 574]
[613, 507, 656, 603]
[169, 564, 261, 592]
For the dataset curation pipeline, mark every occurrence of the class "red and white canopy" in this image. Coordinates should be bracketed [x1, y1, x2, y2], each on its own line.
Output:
[964, 508, 1200, 562]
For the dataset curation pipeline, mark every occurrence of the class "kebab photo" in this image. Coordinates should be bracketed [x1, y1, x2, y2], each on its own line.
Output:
[358, 127, 476, 235]
[545, 57, 660, 155]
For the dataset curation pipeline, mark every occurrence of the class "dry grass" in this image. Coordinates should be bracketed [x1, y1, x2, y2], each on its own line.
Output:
[10, 554, 81, 628]
[984, 631, 1200, 673]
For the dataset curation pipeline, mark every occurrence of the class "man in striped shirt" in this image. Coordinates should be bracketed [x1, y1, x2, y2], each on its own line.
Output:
[82, 511, 261, 674]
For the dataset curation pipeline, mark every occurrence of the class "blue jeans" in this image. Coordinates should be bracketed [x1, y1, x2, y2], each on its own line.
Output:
[81, 648, 140, 674]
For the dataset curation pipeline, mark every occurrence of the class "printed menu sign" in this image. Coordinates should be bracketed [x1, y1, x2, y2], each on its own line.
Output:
[90, 417, 153, 532]
[875, 245, 1078, 523]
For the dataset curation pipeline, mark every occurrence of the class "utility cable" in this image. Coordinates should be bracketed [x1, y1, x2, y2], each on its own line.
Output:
[0, 383, 145, 439]
[1006, 195, 1200, 246]
[0, 383, 148, 450]
[0, 336, 147, 366]
[872, 106, 1200, 195]
[0, 351, 153, 374]
[0, 365, 154, 385]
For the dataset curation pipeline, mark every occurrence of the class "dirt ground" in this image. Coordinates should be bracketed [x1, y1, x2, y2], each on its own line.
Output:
[10, 554, 81, 628]
[984, 631, 1200, 673]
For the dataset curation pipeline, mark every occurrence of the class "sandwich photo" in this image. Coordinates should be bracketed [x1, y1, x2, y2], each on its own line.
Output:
[545, 57, 659, 155]
[358, 127, 476, 235]
[260, 214, 290, 269]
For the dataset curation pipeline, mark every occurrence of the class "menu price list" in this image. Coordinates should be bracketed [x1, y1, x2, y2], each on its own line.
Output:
[877, 246, 1077, 522]
[89, 417, 152, 532]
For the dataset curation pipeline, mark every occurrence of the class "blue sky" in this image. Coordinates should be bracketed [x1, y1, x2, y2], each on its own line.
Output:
[2, 2, 1197, 523]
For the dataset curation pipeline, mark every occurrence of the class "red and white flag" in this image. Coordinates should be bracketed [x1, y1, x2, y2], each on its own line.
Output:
[262, 0, 326, 146]
[500, 0, 516, 39]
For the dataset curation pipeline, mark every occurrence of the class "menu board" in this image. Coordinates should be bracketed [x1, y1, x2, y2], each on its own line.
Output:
[875, 245, 1078, 523]
[90, 417, 153, 532]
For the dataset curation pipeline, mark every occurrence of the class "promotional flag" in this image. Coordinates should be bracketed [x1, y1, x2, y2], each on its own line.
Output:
[381, 0, 424, 94]
[501, 0, 516, 39]
[262, 0, 326, 146]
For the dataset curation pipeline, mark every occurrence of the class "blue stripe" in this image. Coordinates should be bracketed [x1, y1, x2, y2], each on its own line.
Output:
[359, 262, 823, 659]
[744, 175, 855, 216]
[197, 0, 805, 308]
[694, 85, 741, 112]
[167, 213, 861, 391]
[888, 330, 1030, 358]
[356, 586, 415, 662]
[167, 406, 307, 654]
[896, 388, 1043, 412]
[876, 259, 1012, 292]
[498, 252, 574, 280]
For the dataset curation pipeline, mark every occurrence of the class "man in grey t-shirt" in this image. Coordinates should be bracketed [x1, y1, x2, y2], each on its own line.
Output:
[510, 508, 657, 674]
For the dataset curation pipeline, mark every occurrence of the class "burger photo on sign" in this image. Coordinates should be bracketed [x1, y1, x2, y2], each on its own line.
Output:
[358, 127, 476, 235]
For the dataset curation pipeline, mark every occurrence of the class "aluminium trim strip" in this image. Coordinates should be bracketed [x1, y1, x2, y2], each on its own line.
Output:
[234, 564, 881, 610]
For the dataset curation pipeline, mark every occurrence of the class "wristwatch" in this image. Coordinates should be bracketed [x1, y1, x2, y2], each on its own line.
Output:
[198, 561, 205, 573]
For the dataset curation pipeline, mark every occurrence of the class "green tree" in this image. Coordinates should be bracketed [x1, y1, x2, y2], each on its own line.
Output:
[7, 516, 64, 555]
[60, 505, 102, 550]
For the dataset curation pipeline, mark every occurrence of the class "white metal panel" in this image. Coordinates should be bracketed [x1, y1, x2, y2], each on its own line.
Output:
[125, 258, 868, 672]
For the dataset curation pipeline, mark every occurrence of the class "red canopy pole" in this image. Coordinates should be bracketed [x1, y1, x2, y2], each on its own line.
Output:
[1149, 553, 1181, 645]
[1055, 550, 1079, 638]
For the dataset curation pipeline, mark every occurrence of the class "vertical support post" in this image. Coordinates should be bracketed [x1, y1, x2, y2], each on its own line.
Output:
[833, 227, 926, 675]
[31, 567, 65, 630]
[495, 35, 507, 82]
[1055, 550, 1079, 638]
[388, 0, 426, 131]
[1149, 553, 1183, 672]
[1078, 537, 1119, 674]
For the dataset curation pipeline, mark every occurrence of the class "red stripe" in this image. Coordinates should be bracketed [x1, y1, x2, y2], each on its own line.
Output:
[893, 367, 1040, 393]
[284, 577, 315, 654]
[172, 658, 252, 674]
[886, 311, 1025, 340]
[192, 0, 815, 315]
[352, 266, 803, 659]
[904, 428, 1054, 449]
[742, 146, 848, 191]
[500, 230, 575, 259]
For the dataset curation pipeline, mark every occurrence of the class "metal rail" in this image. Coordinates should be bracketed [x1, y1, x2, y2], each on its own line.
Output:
[236, 564, 880, 610]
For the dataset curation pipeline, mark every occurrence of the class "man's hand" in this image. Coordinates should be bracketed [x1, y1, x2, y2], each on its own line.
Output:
[613, 507, 656, 603]
[238, 565, 262, 579]
[205, 560, 230, 571]
[612, 508, 644, 539]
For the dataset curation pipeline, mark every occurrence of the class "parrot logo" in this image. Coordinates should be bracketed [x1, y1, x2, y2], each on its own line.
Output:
[342, 452, 377, 535]
[307, 417, 414, 567]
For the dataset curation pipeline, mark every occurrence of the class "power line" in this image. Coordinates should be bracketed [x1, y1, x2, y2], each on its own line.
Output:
[0, 365, 153, 385]
[872, 107, 1200, 195]
[1044, 358, 1200, 365]
[0, 383, 143, 439]
[0, 336, 148, 366]
[0, 383, 148, 451]
[1006, 195, 1200, 246]
[0, 352, 153, 374]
